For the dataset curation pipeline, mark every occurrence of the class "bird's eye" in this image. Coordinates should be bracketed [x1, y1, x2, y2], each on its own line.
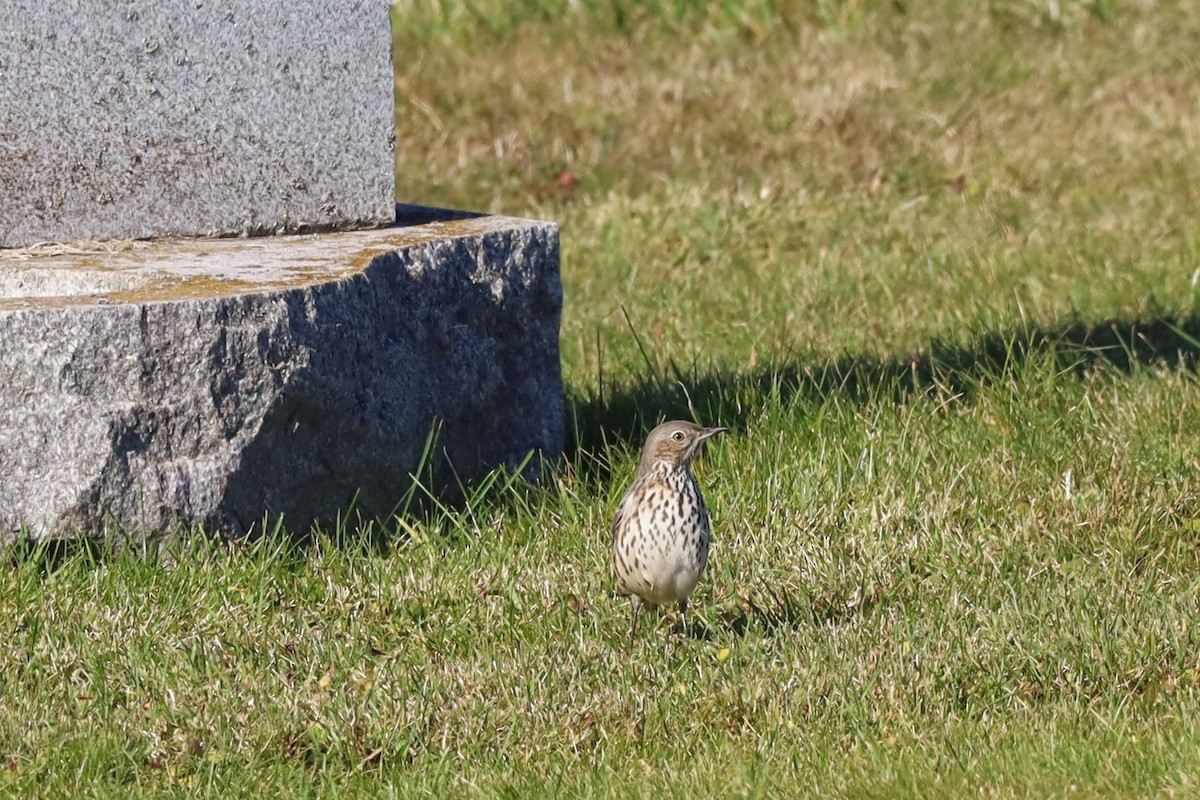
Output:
[671, 430, 685, 442]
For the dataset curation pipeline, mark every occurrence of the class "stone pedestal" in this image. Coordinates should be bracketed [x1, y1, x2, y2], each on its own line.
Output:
[0, 2, 565, 539]
[0, 211, 564, 539]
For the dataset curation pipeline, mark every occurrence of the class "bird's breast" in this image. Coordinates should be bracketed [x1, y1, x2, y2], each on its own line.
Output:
[613, 472, 710, 603]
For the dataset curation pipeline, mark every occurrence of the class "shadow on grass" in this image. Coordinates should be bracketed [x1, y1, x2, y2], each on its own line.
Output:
[9, 311, 1197, 573]
[567, 312, 1200, 474]
[711, 584, 901, 639]
[4, 535, 106, 576]
[2, 521, 301, 575]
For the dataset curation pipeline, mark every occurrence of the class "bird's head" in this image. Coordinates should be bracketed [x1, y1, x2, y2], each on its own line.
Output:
[639, 420, 728, 470]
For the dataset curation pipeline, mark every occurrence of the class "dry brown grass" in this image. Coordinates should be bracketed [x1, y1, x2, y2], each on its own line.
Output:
[395, 2, 1200, 217]
[395, 3, 1200, 382]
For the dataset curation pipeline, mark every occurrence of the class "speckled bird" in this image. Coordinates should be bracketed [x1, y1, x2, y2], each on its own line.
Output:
[611, 420, 728, 642]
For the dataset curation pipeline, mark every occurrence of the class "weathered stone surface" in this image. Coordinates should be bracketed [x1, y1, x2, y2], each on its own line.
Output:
[0, 211, 564, 539]
[0, 0, 395, 248]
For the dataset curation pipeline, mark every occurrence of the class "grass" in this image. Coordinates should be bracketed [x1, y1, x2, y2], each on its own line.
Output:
[5, 0, 1200, 795]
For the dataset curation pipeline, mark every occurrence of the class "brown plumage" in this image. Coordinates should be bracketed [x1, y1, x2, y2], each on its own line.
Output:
[611, 420, 727, 642]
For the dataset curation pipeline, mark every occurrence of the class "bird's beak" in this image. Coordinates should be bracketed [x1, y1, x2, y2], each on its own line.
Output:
[699, 426, 729, 441]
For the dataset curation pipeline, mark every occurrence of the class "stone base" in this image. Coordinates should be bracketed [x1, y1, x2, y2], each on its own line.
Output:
[0, 208, 563, 539]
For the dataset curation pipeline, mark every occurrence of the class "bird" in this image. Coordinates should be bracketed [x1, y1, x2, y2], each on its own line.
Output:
[611, 420, 728, 642]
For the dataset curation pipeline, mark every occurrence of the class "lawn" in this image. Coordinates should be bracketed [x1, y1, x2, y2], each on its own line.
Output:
[3, 0, 1200, 796]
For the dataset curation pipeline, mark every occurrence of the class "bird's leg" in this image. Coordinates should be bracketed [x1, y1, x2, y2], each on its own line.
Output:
[678, 598, 689, 637]
[627, 596, 643, 646]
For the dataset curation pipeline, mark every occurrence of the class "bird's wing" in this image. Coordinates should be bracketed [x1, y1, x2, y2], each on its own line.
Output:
[610, 484, 637, 548]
